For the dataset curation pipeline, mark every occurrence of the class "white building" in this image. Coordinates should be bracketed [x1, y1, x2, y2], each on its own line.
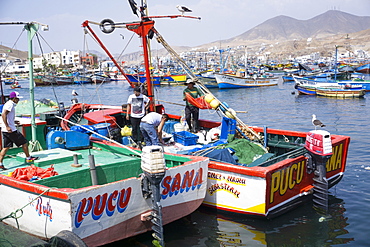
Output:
[60, 49, 81, 66]
[33, 49, 82, 69]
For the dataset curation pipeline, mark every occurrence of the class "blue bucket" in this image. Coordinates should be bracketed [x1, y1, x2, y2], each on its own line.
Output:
[121, 136, 130, 145]
[92, 123, 111, 139]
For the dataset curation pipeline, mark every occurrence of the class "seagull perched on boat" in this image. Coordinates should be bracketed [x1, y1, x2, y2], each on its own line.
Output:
[312, 114, 325, 130]
[72, 90, 78, 96]
[176, 5, 192, 15]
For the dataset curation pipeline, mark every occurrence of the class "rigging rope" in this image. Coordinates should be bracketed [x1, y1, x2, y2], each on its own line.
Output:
[0, 28, 25, 74]
[0, 188, 51, 229]
[153, 29, 263, 143]
[117, 32, 135, 62]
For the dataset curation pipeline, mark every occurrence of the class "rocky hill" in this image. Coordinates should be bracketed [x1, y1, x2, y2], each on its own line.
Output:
[230, 10, 370, 42]
[129, 10, 370, 63]
[0, 45, 29, 61]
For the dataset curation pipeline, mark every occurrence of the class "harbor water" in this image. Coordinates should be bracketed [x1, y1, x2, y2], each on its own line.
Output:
[4, 77, 369, 246]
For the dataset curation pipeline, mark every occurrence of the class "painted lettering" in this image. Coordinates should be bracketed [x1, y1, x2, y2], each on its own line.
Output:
[180, 170, 194, 193]
[34, 197, 53, 222]
[74, 187, 131, 228]
[208, 172, 246, 186]
[269, 161, 305, 203]
[208, 183, 241, 198]
[326, 144, 343, 172]
[161, 167, 204, 200]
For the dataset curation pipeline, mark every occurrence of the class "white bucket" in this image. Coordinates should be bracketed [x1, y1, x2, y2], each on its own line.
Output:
[174, 123, 188, 132]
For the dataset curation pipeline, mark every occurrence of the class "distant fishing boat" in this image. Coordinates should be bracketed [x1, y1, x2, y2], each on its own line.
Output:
[91, 73, 111, 83]
[3, 76, 17, 85]
[10, 81, 21, 89]
[355, 63, 370, 74]
[126, 72, 187, 85]
[34, 75, 74, 86]
[196, 71, 218, 88]
[73, 72, 93, 84]
[293, 76, 366, 98]
[214, 73, 278, 89]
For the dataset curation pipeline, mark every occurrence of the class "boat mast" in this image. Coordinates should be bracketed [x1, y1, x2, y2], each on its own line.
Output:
[126, 20, 156, 112]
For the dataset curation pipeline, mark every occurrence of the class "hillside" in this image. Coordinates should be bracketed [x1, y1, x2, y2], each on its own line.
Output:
[2, 10, 370, 65]
[230, 10, 370, 42]
[118, 10, 370, 64]
[0, 45, 29, 61]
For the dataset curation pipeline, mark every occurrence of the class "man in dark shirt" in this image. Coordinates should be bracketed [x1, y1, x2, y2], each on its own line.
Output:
[183, 79, 203, 133]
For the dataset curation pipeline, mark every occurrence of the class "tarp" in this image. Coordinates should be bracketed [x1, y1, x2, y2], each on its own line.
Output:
[197, 148, 237, 165]
[11, 164, 58, 181]
[185, 93, 212, 109]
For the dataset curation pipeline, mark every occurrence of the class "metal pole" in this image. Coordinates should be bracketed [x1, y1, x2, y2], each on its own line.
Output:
[334, 46, 338, 81]
[25, 23, 39, 143]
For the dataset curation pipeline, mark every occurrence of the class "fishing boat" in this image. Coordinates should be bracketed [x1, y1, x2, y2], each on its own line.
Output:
[90, 73, 111, 83]
[282, 75, 295, 82]
[195, 71, 218, 88]
[355, 63, 370, 74]
[34, 75, 74, 86]
[214, 72, 278, 89]
[337, 73, 370, 91]
[293, 75, 366, 98]
[126, 72, 187, 85]
[0, 21, 208, 247]
[3, 76, 17, 85]
[60, 6, 351, 220]
[54, 75, 74, 85]
[0, 117, 208, 246]
[10, 81, 21, 89]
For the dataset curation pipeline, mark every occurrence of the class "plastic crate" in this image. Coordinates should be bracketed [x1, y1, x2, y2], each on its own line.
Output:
[173, 131, 199, 146]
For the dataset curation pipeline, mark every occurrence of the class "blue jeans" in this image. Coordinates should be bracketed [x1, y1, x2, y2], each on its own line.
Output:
[140, 122, 158, 146]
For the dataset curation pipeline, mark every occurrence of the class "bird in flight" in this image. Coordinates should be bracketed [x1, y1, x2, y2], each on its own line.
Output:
[312, 114, 325, 130]
[176, 5, 192, 15]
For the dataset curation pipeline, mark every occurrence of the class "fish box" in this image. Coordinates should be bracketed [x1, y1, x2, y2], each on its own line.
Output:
[141, 146, 166, 173]
[173, 131, 199, 146]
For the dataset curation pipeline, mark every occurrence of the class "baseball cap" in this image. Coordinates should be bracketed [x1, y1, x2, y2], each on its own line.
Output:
[9, 91, 23, 99]
[185, 79, 195, 84]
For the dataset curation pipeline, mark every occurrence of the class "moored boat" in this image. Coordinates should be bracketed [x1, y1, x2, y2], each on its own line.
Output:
[293, 75, 366, 98]
[91, 73, 111, 83]
[214, 73, 278, 89]
[125, 72, 187, 85]
[355, 63, 370, 74]
[0, 115, 208, 247]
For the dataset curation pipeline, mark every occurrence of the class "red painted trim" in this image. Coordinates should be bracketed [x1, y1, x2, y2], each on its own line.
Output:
[0, 175, 72, 200]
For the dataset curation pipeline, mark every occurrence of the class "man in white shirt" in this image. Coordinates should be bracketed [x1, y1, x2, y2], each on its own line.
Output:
[126, 86, 150, 146]
[0, 92, 38, 170]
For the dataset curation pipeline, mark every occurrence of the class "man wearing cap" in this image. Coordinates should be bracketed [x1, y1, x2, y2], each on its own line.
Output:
[126, 86, 150, 147]
[0, 92, 38, 170]
[183, 79, 203, 133]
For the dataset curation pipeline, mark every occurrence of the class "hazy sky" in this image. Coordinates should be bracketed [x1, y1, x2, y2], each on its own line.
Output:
[0, 0, 369, 55]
